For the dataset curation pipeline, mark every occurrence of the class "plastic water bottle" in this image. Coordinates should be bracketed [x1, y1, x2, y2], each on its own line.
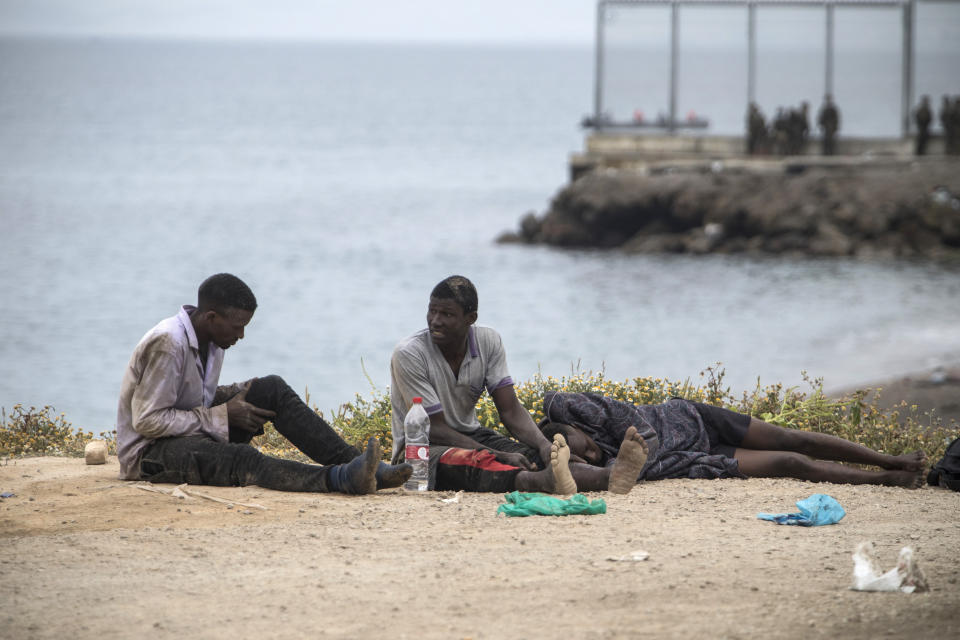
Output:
[403, 397, 430, 491]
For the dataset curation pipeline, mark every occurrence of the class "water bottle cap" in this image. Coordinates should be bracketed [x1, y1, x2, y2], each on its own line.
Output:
[412, 397, 422, 403]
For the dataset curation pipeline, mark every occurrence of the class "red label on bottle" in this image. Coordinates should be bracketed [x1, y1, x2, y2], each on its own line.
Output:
[405, 444, 429, 461]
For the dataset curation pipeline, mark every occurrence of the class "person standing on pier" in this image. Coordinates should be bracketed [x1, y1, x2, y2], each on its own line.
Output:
[941, 95, 957, 155]
[914, 96, 932, 156]
[817, 95, 840, 156]
[746, 103, 767, 155]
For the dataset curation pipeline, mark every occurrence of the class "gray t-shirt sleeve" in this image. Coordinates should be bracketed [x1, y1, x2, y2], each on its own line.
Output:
[391, 344, 443, 415]
[479, 328, 513, 393]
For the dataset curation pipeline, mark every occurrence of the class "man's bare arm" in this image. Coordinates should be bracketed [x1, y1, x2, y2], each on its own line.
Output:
[490, 385, 553, 466]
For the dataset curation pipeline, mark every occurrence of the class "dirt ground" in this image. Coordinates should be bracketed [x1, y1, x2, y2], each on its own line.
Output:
[2, 455, 958, 640]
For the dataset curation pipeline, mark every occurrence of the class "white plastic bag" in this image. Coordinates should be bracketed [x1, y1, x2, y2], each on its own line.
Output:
[851, 541, 929, 593]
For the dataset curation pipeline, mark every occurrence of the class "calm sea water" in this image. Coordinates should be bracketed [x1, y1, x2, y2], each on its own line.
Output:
[1, 36, 959, 431]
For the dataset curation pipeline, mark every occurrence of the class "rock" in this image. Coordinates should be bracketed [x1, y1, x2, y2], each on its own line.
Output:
[494, 230, 523, 244]
[538, 219, 593, 247]
[502, 160, 960, 259]
[938, 212, 960, 246]
[519, 211, 541, 241]
[84, 440, 108, 465]
[684, 227, 718, 254]
[810, 221, 853, 256]
[622, 232, 687, 254]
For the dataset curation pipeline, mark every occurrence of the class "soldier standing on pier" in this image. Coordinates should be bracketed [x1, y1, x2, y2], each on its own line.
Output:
[784, 102, 810, 155]
[746, 103, 767, 155]
[914, 96, 932, 156]
[951, 96, 960, 155]
[941, 95, 957, 155]
[817, 95, 840, 156]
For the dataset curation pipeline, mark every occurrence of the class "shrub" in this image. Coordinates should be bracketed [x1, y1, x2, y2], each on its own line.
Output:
[0, 404, 116, 458]
[3, 366, 957, 465]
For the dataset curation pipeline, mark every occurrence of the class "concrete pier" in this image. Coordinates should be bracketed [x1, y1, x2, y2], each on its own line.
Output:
[570, 132, 950, 181]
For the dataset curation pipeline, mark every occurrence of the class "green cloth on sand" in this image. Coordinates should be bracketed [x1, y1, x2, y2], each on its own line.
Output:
[496, 491, 607, 517]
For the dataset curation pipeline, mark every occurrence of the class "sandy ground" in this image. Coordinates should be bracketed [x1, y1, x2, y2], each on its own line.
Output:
[2, 455, 958, 640]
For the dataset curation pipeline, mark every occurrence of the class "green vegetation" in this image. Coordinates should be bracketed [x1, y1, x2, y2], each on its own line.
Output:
[0, 404, 117, 458]
[3, 366, 957, 466]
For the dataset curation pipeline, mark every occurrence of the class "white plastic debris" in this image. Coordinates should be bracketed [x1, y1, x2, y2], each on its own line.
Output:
[84, 440, 108, 465]
[170, 485, 193, 500]
[931, 186, 952, 205]
[850, 541, 929, 593]
[605, 550, 650, 562]
[439, 490, 464, 504]
[704, 223, 724, 240]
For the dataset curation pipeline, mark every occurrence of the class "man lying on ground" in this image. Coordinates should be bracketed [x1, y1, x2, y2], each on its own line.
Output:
[539, 392, 926, 489]
[390, 275, 649, 494]
[116, 273, 411, 494]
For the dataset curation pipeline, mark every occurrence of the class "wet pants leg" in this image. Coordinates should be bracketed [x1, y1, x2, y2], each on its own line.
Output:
[139, 434, 336, 492]
[239, 374, 361, 465]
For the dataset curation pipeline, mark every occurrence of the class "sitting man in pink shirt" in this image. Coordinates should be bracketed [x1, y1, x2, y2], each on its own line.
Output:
[116, 272, 410, 494]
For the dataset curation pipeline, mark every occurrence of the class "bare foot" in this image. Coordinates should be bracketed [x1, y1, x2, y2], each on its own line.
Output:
[549, 434, 578, 495]
[882, 468, 925, 489]
[607, 426, 649, 495]
[882, 451, 927, 472]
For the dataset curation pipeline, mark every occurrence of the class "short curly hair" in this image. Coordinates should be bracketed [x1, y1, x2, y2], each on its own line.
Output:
[430, 275, 478, 314]
[197, 273, 257, 314]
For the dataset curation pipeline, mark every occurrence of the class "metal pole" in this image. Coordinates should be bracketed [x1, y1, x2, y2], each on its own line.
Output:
[747, 2, 756, 107]
[901, 0, 914, 138]
[825, 1, 834, 98]
[594, 1, 606, 130]
[669, 0, 679, 133]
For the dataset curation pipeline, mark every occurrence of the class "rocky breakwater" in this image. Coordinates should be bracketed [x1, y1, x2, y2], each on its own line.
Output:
[499, 160, 960, 259]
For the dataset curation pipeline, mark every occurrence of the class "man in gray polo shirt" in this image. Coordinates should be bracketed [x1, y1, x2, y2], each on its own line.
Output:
[390, 275, 649, 494]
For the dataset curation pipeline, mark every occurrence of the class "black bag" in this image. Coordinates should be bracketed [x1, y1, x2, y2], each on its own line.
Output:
[926, 436, 960, 491]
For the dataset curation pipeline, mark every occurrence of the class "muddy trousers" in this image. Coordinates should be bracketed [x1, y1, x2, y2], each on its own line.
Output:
[431, 428, 541, 492]
[138, 375, 360, 492]
[433, 448, 522, 492]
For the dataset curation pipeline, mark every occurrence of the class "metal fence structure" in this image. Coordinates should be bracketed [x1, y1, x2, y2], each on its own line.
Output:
[591, 0, 948, 137]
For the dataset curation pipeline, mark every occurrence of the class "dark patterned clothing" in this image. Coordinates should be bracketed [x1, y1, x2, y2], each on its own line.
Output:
[542, 392, 744, 480]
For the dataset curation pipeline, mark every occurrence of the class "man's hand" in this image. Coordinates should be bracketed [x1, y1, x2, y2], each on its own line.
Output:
[226, 382, 276, 434]
[213, 378, 255, 406]
[492, 450, 535, 471]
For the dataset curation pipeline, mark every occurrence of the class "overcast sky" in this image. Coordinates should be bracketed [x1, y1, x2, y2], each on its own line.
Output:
[0, 0, 597, 44]
[1, 0, 957, 50]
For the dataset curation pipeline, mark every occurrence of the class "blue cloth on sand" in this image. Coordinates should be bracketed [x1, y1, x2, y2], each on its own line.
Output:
[756, 493, 845, 526]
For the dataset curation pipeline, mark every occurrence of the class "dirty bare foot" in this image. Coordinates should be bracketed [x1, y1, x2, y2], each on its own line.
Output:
[882, 468, 925, 489]
[550, 434, 578, 495]
[882, 451, 927, 472]
[607, 426, 648, 495]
